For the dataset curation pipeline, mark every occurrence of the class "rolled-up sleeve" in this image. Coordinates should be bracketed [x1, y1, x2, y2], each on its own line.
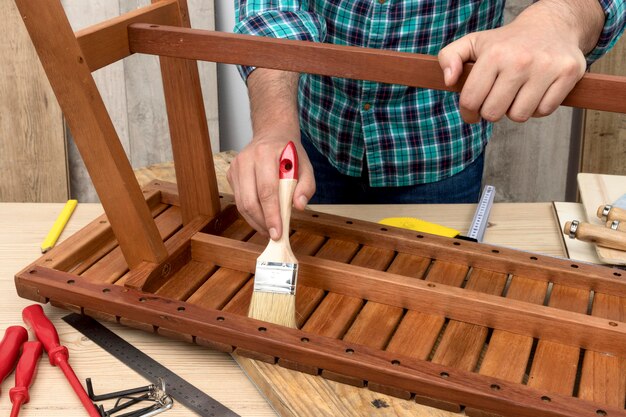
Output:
[586, 0, 626, 65]
[234, 1, 326, 81]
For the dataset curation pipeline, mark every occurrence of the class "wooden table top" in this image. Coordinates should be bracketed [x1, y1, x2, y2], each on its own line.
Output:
[0, 201, 590, 416]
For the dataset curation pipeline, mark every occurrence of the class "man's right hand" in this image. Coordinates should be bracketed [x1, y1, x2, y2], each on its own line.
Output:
[227, 69, 315, 240]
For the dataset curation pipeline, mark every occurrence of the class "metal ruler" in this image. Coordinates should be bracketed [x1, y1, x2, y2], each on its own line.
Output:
[62, 313, 240, 417]
[467, 185, 496, 242]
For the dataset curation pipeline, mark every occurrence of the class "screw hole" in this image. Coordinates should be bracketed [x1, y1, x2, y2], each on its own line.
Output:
[102, 288, 111, 293]
[67, 279, 75, 285]
[416, 235, 424, 239]
[99, 220, 107, 224]
[346, 221, 353, 224]
[177, 306, 185, 312]
[490, 384, 501, 391]
[530, 256, 538, 260]
[150, 24, 159, 28]
[345, 348, 354, 354]
[614, 272, 622, 277]
[453, 242, 461, 246]
[45, 258, 53, 262]
[570, 264, 579, 269]
[312, 214, 319, 218]
[28, 269, 36, 274]
[440, 372, 449, 379]
[608, 321, 618, 327]
[216, 316, 225, 321]
[427, 283, 436, 288]
[596, 410, 607, 416]
[300, 337, 309, 343]
[491, 249, 500, 253]
[391, 360, 400, 366]
[380, 228, 388, 231]
[541, 396, 551, 403]
[78, 56, 84, 63]
[258, 327, 267, 332]
[139, 297, 146, 302]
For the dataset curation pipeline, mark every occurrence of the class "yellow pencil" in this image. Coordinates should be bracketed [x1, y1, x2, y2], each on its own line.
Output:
[41, 199, 78, 253]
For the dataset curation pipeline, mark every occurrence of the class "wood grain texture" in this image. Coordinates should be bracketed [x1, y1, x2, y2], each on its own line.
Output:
[15, 0, 170, 267]
[582, 35, 626, 175]
[0, 0, 67, 202]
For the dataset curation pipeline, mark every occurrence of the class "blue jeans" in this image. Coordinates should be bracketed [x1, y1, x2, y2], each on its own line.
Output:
[301, 134, 484, 204]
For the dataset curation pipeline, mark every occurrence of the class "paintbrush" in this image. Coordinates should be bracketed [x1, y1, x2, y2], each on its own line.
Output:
[248, 141, 299, 328]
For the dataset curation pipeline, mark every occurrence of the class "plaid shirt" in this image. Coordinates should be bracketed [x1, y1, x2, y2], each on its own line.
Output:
[235, 1, 625, 187]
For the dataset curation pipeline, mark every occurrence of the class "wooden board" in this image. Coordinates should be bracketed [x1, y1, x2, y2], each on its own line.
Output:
[577, 173, 626, 264]
[0, 0, 68, 202]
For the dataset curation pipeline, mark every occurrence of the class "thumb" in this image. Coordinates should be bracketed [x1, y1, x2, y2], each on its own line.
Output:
[438, 34, 477, 87]
[293, 157, 316, 210]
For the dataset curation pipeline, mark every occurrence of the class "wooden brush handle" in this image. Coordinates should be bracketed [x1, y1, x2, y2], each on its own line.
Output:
[564, 220, 626, 251]
[596, 204, 626, 222]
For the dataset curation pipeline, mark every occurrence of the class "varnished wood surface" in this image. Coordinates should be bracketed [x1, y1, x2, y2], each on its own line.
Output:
[1, 201, 614, 417]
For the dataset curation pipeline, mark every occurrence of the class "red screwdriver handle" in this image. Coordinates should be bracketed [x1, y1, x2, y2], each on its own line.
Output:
[9, 341, 43, 405]
[0, 326, 28, 388]
[22, 304, 68, 366]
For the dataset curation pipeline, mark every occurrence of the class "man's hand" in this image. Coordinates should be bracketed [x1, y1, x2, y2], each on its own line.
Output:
[438, 0, 605, 124]
[227, 69, 315, 240]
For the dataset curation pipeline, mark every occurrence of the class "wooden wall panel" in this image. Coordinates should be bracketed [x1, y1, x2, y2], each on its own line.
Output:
[0, 0, 68, 202]
[581, 35, 626, 175]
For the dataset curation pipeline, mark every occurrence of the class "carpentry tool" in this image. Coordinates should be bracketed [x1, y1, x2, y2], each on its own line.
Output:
[40, 199, 77, 253]
[564, 220, 626, 251]
[597, 204, 626, 223]
[9, 341, 43, 417]
[62, 313, 240, 417]
[248, 141, 299, 328]
[467, 185, 496, 242]
[22, 304, 101, 417]
[0, 326, 28, 393]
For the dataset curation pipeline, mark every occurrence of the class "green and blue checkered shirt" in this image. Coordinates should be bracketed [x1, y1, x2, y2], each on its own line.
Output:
[235, 0, 625, 187]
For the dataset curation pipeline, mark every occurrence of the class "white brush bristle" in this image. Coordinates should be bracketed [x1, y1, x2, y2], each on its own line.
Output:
[248, 292, 298, 328]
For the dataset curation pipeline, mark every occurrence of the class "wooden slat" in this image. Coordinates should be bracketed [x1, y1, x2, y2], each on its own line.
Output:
[19, 266, 626, 417]
[578, 293, 626, 409]
[288, 211, 626, 297]
[75, 0, 179, 71]
[157, 10, 221, 225]
[527, 285, 589, 396]
[191, 233, 626, 357]
[127, 24, 626, 114]
[14, 0, 168, 268]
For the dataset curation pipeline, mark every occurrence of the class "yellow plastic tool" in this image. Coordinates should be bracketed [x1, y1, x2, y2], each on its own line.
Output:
[379, 217, 460, 238]
[40, 199, 78, 253]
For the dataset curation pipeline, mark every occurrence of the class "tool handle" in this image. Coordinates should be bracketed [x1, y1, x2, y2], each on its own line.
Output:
[565, 220, 626, 251]
[9, 341, 43, 405]
[22, 304, 68, 366]
[0, 326, 28, 386]
[278, 141, 298, 180]
[597, 205, 626, 222]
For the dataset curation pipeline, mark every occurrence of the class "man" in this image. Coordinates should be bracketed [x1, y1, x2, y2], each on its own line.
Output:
[228, 0, 625, 240]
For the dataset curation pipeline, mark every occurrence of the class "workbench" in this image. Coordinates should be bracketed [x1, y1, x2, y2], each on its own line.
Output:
[0, 201, 597, 416]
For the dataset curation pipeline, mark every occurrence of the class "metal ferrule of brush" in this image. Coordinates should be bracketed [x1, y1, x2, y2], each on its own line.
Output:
[254, 261, 298, 295]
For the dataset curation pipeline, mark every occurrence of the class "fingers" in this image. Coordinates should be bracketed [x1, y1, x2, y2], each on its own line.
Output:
[438, 35, 477, 87]
[254, 148, 281, 239]
[457, 58, 500, 123]
[228, 153, 270, 237]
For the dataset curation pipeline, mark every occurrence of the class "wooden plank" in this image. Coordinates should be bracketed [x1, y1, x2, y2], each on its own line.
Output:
[156, 2, 221, 225]
[527, 285, 589, 396]
[0, 0, 67, 202]
[19, 266, 626, 417]
[128, 24, 626, 114]
[81, 205, 181, 283]
[581, 36, 626, 173]
[14, 0, 168, 267]
[578, 292, 626, 409]
[192, 233, 626, 357]
[75, 0, 179, 71]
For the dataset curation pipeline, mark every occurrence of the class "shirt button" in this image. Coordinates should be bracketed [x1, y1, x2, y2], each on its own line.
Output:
[363, 103, 371, 111]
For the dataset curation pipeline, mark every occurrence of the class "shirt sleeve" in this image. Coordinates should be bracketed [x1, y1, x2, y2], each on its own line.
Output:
[586, 0, 626, 65]
[234, 1, 327, 81]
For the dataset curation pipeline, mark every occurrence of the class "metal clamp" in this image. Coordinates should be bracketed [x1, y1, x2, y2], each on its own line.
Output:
[568, 220, 580, 239]
[600, 204, 612, 222]
[610, 220, 620, 230]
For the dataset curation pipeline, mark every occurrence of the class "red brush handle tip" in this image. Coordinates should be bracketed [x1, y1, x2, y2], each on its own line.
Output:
[279, 141, 298, 180]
